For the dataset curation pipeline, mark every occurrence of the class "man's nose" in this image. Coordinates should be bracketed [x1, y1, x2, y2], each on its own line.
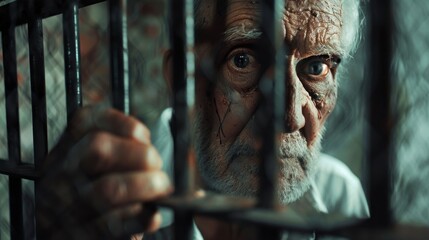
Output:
[284, 60, 305, 133]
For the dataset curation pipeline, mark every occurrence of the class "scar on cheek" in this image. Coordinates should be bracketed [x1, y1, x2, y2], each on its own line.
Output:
[214, 97, 232, 144]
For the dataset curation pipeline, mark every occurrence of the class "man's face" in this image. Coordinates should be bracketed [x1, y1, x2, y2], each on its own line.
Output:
[193, 0, 343, 203]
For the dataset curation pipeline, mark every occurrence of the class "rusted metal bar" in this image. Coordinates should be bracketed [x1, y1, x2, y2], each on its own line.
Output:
[169, 0, 195, 238]
[63, 0, 82, 122]
[366, 0, 393, 227]
[109, 0, 129, 114]
[2, 4, 24, 238]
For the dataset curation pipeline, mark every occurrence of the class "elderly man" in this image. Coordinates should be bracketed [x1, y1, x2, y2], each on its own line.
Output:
[38, 0, 368, 239]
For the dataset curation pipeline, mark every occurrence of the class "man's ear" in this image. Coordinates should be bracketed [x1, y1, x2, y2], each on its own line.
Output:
[163, 49, 173, 97]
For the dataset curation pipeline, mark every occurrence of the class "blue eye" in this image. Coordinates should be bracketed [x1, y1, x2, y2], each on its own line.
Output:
[308, 62, 324, 75]
[233, 54, 250, 68]
[307, 61, 329, 76]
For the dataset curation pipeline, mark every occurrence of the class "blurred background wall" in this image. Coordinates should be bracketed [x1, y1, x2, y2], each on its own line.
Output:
[1, 0, 429, 238]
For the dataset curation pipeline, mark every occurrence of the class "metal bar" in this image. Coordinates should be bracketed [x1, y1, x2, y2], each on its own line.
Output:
[169, 0, 195, 238]
[256, 0, 285, 210]
[63, 0, 82, 122]
[0, 0, 104, 30]
[9, 177, 24, 240]
[256, 0, 286, 238]
[366, 0, 393, 227]
[169, 0, 191, 199]
[109, 0, 129, 114]
[26, 0, 46, 238]
[173, 211, 194, 240]
[0, 162, 38, 179]
[2, 5, 25, 237]
[2, 11, 20, 168]
[27, 0, 47, 171]
[157, 193, 360, 232]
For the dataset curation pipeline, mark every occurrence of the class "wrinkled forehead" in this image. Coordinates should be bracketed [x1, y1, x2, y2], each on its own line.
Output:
[196, 0, 344, 56]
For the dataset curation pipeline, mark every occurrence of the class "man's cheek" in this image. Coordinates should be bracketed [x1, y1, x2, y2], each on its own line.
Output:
[212, 89, 260, 143]
[318, 86, 337, 125]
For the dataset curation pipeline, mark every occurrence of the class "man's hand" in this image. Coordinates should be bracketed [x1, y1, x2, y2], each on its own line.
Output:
[37, 106, 173, 239]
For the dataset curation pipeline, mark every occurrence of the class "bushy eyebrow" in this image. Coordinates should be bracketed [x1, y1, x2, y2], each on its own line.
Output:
[222, 24, 345, 59]
[223, 25, 262, 42]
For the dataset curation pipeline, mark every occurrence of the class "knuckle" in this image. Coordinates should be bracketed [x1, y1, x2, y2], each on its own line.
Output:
[147, 172, 170, 193]
[80, 132, 113, 174]
[88, 132, 112, 161]
[140, 146, 162, 170]
[95, 176, 126, 205]
[128, 118, 150, 141]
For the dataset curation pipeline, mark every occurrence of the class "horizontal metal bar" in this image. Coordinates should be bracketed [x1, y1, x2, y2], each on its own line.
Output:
[0, 161, 39, 180]
[0, 0, 105, 30]
[156, 194, 362, 233]
[157, 194, 429, 239]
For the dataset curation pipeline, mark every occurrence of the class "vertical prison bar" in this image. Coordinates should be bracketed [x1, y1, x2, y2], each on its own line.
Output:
[63, 0, 82, 122]
[28, 0, 47, 170]
[257, 0, 286, 210]
[170, 0, 194, 239]
[27, 0, 47, 238]
[1, 3, 24, 238]
[367, 0, 393, 227]
[257, 0, 285, 239]
[109, 0, 130, 115]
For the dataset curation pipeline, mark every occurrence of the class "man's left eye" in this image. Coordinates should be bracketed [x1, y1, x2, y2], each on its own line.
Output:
[305, 61, 329, 76]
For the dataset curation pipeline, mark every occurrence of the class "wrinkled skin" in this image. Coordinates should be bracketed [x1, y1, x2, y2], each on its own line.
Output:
[38, 0, 344, 239]
[193, 0, 341, 203]
[191, 0, 343, 239]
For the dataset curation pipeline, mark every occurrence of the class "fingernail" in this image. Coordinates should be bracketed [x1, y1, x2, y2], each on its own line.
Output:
[146, 146, 163, 169]
[133, 124, 150, 144]
[160, 172, 173, 192]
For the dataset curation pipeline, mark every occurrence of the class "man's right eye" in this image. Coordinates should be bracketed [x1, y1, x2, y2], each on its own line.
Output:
[223, 48, 261, 91]
[233, 53, 250, 68]
[227, 50, 258, 72]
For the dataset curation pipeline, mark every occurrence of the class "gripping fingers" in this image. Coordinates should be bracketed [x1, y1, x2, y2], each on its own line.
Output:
[95, 108, 151, 144]
[78, 131, 162, 176]
[66, 106, 150, 144]
[86, 171, 173, 211]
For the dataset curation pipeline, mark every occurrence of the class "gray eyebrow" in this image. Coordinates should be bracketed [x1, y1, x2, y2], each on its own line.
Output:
[223, 25, 262, 42]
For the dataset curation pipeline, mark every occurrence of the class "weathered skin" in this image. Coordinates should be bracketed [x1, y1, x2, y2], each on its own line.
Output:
[191, 0, 343, 238]
[37, 0, 346, 239]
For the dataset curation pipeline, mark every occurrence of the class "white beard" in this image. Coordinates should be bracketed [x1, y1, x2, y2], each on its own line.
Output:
[194, 113, 324, 205]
